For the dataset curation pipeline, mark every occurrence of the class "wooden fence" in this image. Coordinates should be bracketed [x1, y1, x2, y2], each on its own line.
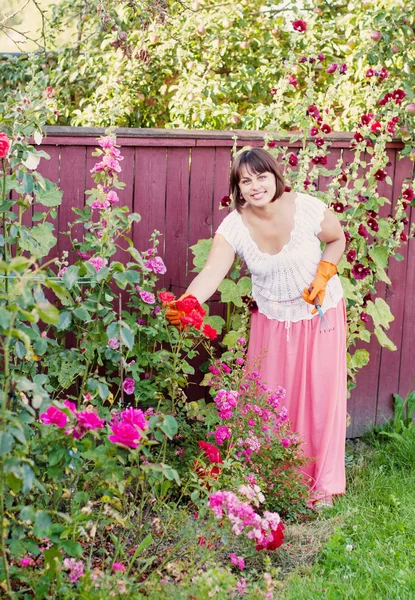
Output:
[36, 126, 414, 437]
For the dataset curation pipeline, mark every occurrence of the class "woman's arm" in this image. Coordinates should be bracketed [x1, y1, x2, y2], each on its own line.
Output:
[318, 208, 346, 265]
[185, 234, 235, 304]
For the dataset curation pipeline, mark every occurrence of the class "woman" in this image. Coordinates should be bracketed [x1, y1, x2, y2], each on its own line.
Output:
[167, 147, 347, 510]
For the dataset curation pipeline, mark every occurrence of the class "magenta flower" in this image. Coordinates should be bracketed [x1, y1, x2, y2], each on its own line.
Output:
[229, 553, 245, 570]
[106, 190, 120, 204]
[98, 136, 116, 149]
[360, 114, 373, 125]
[325, 63, 338, 73]
[123, 378, 135, 395]
[88, 256, 108, 271]
[121, 407, 148, 431]
[91, 199, 110, 209]
[365, 68, 374, 77]
[77, 250, 90, 259]
[20, 557, 34, 567]
[292, 19, 307, 32]
[108, 422, 142, 448]
[321, 124, 332, 134]
[220, 195, 232, 207]
[370, 121, 382, 133]
[310, 126, 319, 136]
[288, 153, 298, 166]
[281, 438, 291, 448]
[40, 406, 68, 428]
[64, 400, 77, 412]
[339, 63, 348, 74]
[346, 249, 357, 263]
[352, 263, 371, 280]
[139, 290, 155, 304]
[112, 562, 125, 571]
[287, 74, 298, 87]
[214, 425, 232, 445]
[63, 558, 84, 583]
[367, 218, 379, 232]
[145, 256, 167, 275]
[317, 52, 325, 61]
[108, 338, 119, 349]
[307, 104, 320, 118]
[360, 312, 369, 323]
[358, 224, 369, 239]
[374, 169, 386, 181]
[76, 411, 105, 431]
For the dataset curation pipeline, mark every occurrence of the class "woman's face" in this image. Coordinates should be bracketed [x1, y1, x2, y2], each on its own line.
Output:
[238, 167, 277, 208]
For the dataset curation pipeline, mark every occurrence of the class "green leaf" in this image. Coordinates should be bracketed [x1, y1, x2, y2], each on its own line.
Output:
[33, 510, 52, 539]
[160, 415, 178, 439]
[120, 324, 134, 350]
[189, 238, 213, 272]
[57, 311, 72, 331]
[369, 246, 389, 269]
[347, 349, 370, 370]
[373, 326, 397, 351]
[73, 307, 91, 321]
[0, 432, 14, 456]
[222, 330, 242, 349]
[20, 505, 36, 523]
[97, 382, 109, 400]
[0, 307, 10, 329]
[43, 545, 63, 576]
[37, 302, 60, 325]
[62, 265, 80, 290]
[339, 276, 358, 301]
[22, 464, 35, 494]
[395, 253, 404, 262]
[61, 540, 83, 557]
[34, 179, 63, 207]
[19, 222, 57, 258]
[366, 298, 394, 330]
[160, 463, 181, 485]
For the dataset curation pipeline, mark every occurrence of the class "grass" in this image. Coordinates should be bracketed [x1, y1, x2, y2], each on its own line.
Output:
[280, 433, 415, 599]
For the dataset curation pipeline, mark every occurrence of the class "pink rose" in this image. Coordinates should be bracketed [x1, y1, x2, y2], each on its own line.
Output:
[121, 407, 148, 431]
[40, 406, 68, 428]
[123, 378, 135, 395]
[108, 422, 142, 448]
[0, 132, 11, 159]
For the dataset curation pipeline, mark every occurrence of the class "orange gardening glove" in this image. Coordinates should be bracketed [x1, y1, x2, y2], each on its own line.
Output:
[165, 293, 192, 328]
[302, 260, 338, 314]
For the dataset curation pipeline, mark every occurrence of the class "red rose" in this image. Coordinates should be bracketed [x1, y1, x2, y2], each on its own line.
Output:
[0, 133, 11, 159]
[198, 441, 223, 463]
[176, 295, 201, 314]
[255, 522, 285, 551]
[202, 323, 218, 340]
[158, 291, 176, 303]
[181, 309, 205, 330]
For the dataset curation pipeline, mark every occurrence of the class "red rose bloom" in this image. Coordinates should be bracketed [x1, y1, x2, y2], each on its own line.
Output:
[0, 132, 11, 159]
[256, 522, 285, 551]
[346, 249, 357, 263]
[198, 441, 223, 464]
[181, 310, 204, 330]
[288, 153, 298, 167]
[176, 295, 202, 314]
[292, 19, 307, 32]
[158, 291, 176, 303]
[202, 323, 218, 340]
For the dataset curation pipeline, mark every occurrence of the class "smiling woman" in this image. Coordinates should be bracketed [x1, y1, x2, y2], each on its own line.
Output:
[167, 146, 347, 510]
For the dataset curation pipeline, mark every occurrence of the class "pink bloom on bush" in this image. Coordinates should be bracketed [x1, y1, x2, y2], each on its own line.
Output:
[121, 407, 148, 431]
[393, 88, 406, 104]
[91, 199, 110, 209]
[88, 256, 107, 271]
[360, 312, 369, 323]
[292, 19, 307, 32]
[311, 155, 328, 165]
[63, 558, 84, 583]
[214, 425, 232, 445]
[123, 378, 135, 395]
[112, 562, 125, 571]
[307, 104, 320, 118]
[229, 553, 245, 570]
[332, 202, 345, 213]
[0, 132, 11, 158]
[158, 291, 175, 303]
[64, 400, 77, 412]
[77, 410, 105, 431]
[236, 578, 247, 594]
[139, 290, 156, 304]
[281, 438, 291, 448]
[346, 249, 357, 263]
[108, 338, 119, 349]
[40, 406, 68, 428]
[20, 557, 34, 567]
[220, 194, 232, 207]
[325, 63, 338, 73]
[288, 153, 298, 167]
[109, 421, 142, 448]
[287, 74, 298, 87]
[358, 224, 369, 239]
[77, 250, 90, 259]
[98, 136, 116, 149]
[374, 169, 386, 181]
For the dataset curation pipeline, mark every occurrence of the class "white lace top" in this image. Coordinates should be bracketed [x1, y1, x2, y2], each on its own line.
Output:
[215, 192, 344, 333]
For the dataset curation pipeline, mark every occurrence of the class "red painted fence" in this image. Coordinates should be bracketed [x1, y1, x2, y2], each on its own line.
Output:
[37, 127, 414, 437]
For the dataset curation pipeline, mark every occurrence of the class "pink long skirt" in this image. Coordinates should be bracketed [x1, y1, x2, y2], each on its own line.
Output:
[246, 299, 347, 503]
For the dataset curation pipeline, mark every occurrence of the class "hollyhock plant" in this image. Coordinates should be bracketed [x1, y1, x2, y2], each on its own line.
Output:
[346, 249, 357, 263]
[351, 263, 371, 280]
[123, 378, 135, 395]
[139, 290, 156, 304]
[288, 153, 298, 166]
[292, 19, 307, 32]
[358, 224, 369, 239]
[145, 256, 167, 274]
[325, 63, 338, 73]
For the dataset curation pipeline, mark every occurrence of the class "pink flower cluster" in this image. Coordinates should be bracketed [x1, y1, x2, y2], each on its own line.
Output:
[40, 401, 105, 440]
[63, 558, 84, 582]
[145, 255, 167, 275]
[214, 389, 239, 419]
[208, 490, 281, 547]
[108, 407, 148, 449]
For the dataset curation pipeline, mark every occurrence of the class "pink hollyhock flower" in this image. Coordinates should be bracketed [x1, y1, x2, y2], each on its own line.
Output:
[63, 558, 84, 583]
[91, 199, 110, 209]
[367, 218, 379, 232]
[317, 52, 325, 61]
[332, 202, 345, 213]
[57, 266, 67, 278]
[98, 136, 116, 149]
[321, 123, 332, 134]
[40, 406, 68, 428]
[379, 67, 388, 79]
[325, 63, 338, 73]
[310, 126, 319, 136]
[287, 74, 298, 87]
[123, 378, 135, 395]
[121, 407, 148, 431]
[339, 63, 348, 74]
[400, 231, 408, 242]
[108, 338, 119, 349]
[288, 153, 298, 166]
[346, 249, 357, 263]
[237, 337, 246, 344]
[64, 400, 77, 412]
[358, 224, 369, 239]
[220, 195, 232, 207]
[112, 562, 125, 571]
[88, 256, 107, 271]
[281, 438, 291, 448]
[106, 190, 119, 204]
[229, 553, 245, 570]
[365, 68, 374, 77]
[77, 250, 90, 259]
[352, 263, 371, 280]
[20, 557, 34, 567]
[139, 290, 155, 304]
[374, 169, 386, 181]
[284, 185, 292, 192]
[236, 357, 244, 365]
[292, 19, 307, 32]
[270, 88, 277, 95]
[354, 131, 364, 143]
[145, 256, 167, 274]
[109, 421, 142, 448]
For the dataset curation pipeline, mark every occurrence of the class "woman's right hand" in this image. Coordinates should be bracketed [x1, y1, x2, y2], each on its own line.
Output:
[165, 293, 192, 327]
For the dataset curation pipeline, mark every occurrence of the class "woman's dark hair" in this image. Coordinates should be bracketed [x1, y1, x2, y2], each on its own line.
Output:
[230, 147, 285, 212]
